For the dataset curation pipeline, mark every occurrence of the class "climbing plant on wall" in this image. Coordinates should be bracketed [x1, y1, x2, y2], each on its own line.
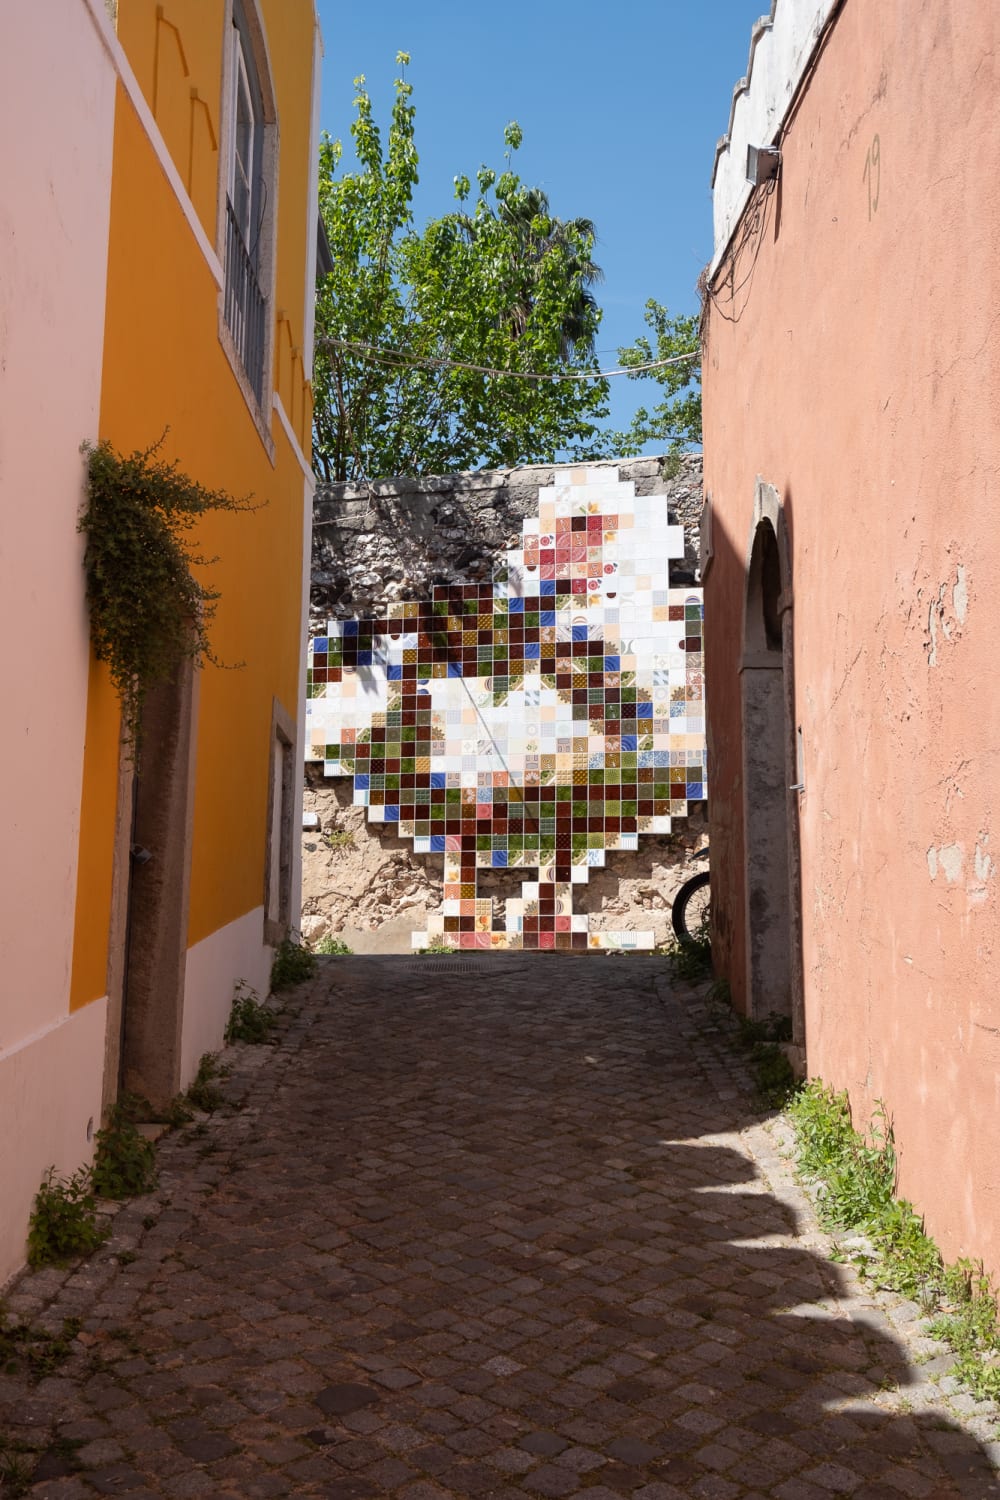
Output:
[78, 436, 257, 748]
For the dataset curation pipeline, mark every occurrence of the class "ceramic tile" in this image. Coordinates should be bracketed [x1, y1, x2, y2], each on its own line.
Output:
[306, 467, 707, 950]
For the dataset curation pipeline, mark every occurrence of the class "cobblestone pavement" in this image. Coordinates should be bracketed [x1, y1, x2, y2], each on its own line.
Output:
[3, 957, 998, 1499]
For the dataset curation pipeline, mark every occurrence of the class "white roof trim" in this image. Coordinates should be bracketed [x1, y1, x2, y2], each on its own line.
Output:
[710, 0, 839, 277]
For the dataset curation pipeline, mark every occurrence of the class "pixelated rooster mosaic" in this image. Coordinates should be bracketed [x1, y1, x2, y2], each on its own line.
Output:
[306, 467, 706, 949]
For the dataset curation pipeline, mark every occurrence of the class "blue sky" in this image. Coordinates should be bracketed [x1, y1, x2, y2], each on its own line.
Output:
[314, 0, 766, 441]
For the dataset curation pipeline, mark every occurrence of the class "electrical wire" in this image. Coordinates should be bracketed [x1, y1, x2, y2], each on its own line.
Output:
[316, 335, 700, 383]
[706, 178, 775, 326]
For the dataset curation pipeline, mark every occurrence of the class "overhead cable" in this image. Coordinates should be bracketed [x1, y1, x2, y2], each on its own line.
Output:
[316, 335, 701, 383]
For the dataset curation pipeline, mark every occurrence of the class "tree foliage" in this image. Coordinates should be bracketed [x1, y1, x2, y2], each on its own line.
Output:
[313, 56, 611, 482]
[609, 299, 702, 456]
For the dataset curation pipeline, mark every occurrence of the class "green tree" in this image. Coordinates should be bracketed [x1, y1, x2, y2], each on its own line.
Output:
[609, 299, 702, 455]
[313, 58, 611, 482]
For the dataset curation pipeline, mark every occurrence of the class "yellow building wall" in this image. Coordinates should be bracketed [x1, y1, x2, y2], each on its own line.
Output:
[267, 0, 319, 452]
[117, 1, 223, 240]
[70, 0, 317, 1010]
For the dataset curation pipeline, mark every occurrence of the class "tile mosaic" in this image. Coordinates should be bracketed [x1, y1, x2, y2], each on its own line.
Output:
[306, 467, 707, 950]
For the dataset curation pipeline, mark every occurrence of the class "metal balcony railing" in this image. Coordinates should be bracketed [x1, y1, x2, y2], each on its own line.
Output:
[224, 198, 266, 406]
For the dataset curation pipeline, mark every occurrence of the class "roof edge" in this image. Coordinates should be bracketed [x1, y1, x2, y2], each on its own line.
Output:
[709, 0, 840, 279]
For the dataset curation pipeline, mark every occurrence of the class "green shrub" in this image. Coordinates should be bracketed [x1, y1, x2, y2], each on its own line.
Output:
[789, 1086, 898, 1229]
[315, 935, 352, 954]
[270, 938, 317, 991]
[224, 983, 278, 1043]
[91, 1105, 157, 1200]
[27, 1169, 106, 1268]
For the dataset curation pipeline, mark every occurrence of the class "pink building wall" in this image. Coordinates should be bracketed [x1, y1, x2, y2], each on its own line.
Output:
[0, 0, 117, 1283]
[703, 1, 1000, 1275]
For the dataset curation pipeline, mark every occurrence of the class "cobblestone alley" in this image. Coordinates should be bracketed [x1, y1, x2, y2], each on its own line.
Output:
[2, 957, 998, 1498]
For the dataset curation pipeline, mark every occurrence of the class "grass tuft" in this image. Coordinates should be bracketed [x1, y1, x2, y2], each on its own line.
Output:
[787, 1083, 1000, 1400]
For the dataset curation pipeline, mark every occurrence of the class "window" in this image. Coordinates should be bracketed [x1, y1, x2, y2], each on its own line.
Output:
[230, 37, 254, 244]
[222, 0, 272, 410]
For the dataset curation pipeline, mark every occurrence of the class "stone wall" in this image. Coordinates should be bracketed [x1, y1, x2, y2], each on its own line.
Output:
[311, 454, 703, 625]
[303, 454, 705, 951]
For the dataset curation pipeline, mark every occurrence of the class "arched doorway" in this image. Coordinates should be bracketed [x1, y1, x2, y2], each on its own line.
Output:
[740, 481, 804, 1050]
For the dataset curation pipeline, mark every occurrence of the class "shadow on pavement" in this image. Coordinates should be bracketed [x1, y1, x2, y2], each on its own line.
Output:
[3, 955, 996, 1497]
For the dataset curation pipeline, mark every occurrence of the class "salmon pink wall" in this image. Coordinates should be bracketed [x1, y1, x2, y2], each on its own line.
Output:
[704, 0, 1000, 1275]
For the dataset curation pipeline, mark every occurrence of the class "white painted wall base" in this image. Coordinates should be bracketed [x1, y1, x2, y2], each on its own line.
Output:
[0, 998, 108, 1290]
[181, 907, 270, 1084]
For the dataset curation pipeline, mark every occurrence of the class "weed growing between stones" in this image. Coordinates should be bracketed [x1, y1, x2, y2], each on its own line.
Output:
[0, 1316, 82, 1381]
[159, 1093, 196, 1128]
[26, 1169, 107, 1268]
[224, 982, 278, 1043]
[185, 1053, 226, 1113]
[270, 938, 317, 992]
[0, 1411, 86, 1493]
[91, 1101, 157, 1200]
[113, 1090, 195, 1129]
[733, 1012, 798, 1109]
[929, 1262, 1000, 1401]
[1, 1330, 88, 1498]
[791, 1088, 922, 1269]
[24, 984, 255, 1275]
[788, 1082, 1000, 1401]
[0, 1443, 34, 1497]
[702, 980, 797, 1108]
[658, 927, 712, 981]
[415, 941, 456, 955]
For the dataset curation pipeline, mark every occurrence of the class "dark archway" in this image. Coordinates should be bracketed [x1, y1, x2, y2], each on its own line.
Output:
[740, 481, 804, 1053]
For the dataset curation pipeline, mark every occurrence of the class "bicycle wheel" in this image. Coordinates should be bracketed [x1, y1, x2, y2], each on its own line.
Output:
[671, 870, 711, 943]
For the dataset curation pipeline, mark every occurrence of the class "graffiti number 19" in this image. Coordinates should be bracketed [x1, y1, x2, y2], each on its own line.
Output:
[863, 133, 881, 220]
